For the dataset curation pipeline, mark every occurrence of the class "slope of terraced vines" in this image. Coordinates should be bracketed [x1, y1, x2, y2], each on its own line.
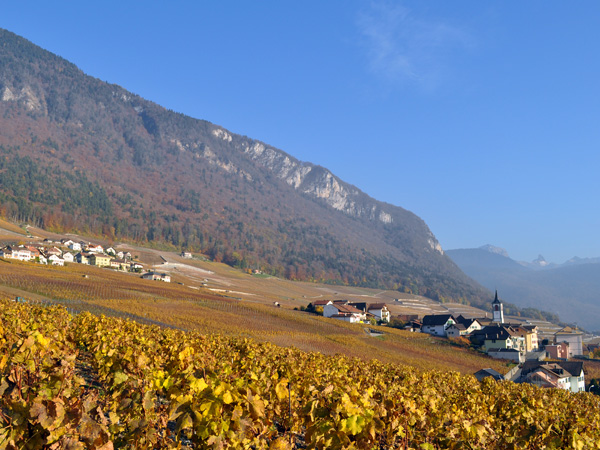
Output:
[1, 300, 600, 449]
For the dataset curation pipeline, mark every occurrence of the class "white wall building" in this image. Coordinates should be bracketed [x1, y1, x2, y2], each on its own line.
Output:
[555, 327, 584, 358]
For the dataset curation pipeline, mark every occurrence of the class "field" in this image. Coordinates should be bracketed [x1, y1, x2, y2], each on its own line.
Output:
[0, 218, 27, 240]
[0, 257, 508, 375]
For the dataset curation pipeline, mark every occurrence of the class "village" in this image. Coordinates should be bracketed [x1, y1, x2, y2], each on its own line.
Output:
[0, 239, 172, 282]
[309, 292, 588, 393]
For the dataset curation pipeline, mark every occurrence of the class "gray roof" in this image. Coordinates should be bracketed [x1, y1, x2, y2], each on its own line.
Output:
[474, 368, 505, 381]
[521, 360, 584, 378]
[422, 314, 454, 326]
[456, 315, 481, 328]
[472, 325, 521, 341]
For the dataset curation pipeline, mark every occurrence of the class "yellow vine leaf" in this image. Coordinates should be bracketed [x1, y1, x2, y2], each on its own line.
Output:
[275, 379, 289, 401]
[190, 377, 208, 393]
[340, 415, 365, 435]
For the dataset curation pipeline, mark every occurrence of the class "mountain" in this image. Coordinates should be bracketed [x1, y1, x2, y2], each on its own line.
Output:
[517, 254, 558, 270]
[563, 256, 600, 267]
[478, 244, 510, 258]
[0, 28, 492, 303]
[447, 246, 600, 330]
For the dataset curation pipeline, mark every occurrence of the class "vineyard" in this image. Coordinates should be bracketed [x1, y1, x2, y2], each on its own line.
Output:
[2, 299, 600, 449]
[0, 261, 508, 374]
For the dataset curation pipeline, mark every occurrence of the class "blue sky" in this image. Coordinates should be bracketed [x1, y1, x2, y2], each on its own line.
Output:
[2, 1, 600, 263]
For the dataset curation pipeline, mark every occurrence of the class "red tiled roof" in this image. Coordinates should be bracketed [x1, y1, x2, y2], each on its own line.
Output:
[311, 300, 330, 306]
[333, 304, 363, 314]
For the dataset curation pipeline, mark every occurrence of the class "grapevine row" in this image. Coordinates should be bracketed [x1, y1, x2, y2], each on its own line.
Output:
[2, 300, 600, 449]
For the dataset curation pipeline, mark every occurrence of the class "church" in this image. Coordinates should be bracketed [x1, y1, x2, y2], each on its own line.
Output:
[491, 290, 504, 324]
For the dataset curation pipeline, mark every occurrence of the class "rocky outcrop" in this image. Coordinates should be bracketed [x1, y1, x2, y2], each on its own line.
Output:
[240, 139, 396, 225]
[1, 84, 44, 112]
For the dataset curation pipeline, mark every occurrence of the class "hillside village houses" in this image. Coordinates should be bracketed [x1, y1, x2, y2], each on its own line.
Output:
[415, 292, 590, 392]
[0, 240, 152, 278]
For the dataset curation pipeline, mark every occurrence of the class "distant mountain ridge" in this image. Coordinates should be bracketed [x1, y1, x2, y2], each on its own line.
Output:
[478, 244, 509, 258]
[447, 245, 600, 330]
[0, 28, 489, 303]
[476, 245, 600, 270]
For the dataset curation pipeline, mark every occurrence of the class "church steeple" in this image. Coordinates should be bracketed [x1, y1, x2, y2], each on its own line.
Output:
[492, 290, 504, 323]
[492, 290, 500, 304]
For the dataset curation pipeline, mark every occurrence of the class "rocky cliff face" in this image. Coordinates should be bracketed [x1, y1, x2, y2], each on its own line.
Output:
[1, 85, 45, 112]
[233, 136, 444, 255]
[238, 137, 395, 224]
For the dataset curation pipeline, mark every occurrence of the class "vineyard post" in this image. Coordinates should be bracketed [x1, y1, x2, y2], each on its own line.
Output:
[288, 381, 292, 446]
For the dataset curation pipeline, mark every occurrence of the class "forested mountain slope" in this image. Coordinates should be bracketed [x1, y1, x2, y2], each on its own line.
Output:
[0, 28, 489, 304]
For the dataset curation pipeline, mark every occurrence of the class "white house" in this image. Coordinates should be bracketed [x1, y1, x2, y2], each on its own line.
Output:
[14, 246, 32, 261]
[455, 316, 484, 334]
[446, 323, 468, 338]
[421, 314, 456, 337]
[62, 252, 74, 263]
[110, 258, 131, 270]
[323, 302, 365, 323]
[46, 247, 62, 257]
[68, 242, 82, 251]
[446, 317, 484, 338]
[87, 244, 104, 253]
[141, 271, 171, 282]
[48, 255, 64, 266]
[367, 303, 390, 322]
[1, 246, 32, 261]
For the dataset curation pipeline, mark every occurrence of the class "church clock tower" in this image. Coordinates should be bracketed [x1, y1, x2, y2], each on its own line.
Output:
[492, 290, 504, 323]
